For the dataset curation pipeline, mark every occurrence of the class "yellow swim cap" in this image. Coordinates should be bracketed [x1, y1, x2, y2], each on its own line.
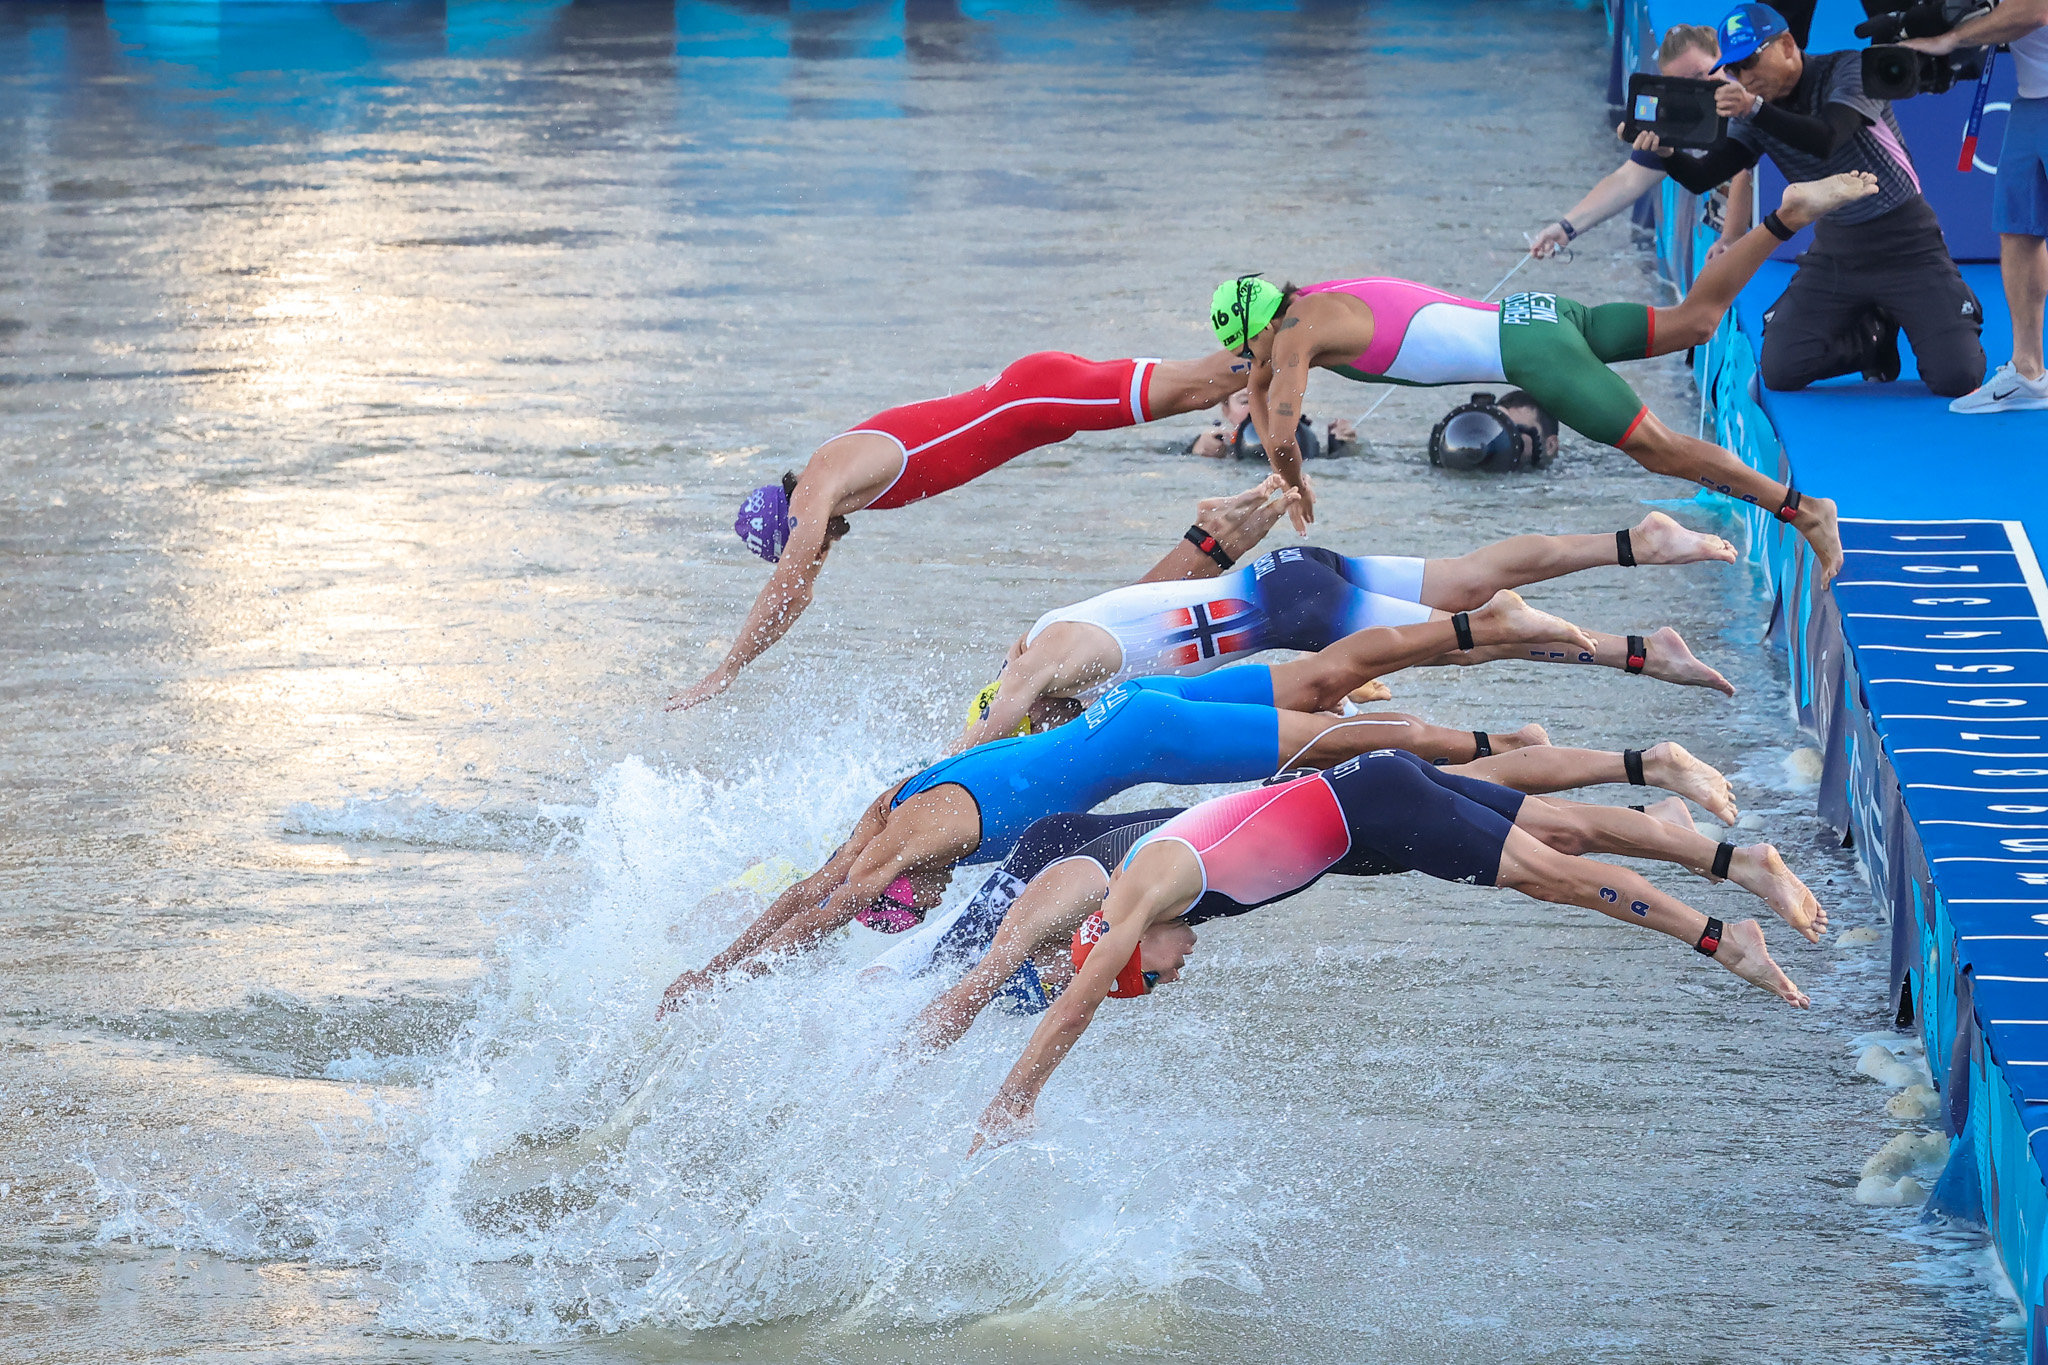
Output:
[965, 681, 1031, 738]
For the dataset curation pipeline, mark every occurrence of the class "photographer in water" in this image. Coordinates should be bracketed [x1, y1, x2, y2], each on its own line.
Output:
[1185, 388, 1357, 460]
[1531, 24, 1755, 262]
[1903, 0, 2048, 411]
[1638, 3, 1987, 398]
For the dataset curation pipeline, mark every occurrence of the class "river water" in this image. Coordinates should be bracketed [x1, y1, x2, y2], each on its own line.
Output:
[0, 1, 2022, 1361]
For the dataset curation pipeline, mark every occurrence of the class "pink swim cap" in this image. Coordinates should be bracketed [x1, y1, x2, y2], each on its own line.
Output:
[854, 875, 922, 934]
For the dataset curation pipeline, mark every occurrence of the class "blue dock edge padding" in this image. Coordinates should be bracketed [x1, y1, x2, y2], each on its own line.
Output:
[1613, 0, 2048, 1344]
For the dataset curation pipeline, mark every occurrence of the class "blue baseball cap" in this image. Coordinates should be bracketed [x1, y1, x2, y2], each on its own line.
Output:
[1711, 3, 1790, 70]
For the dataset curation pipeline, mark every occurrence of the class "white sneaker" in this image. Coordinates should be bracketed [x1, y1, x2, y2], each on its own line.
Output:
[1949, 362, 2048, 414]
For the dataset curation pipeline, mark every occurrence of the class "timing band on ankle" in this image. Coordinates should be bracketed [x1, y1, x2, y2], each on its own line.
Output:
[1473, 731, 1492, 760]
[1184, 525, 1234, 569]
[1452, 611, 1474, 651]
[1775, 488, 1802, 524]
[1623, 748, 1646, 786]
[1615, 528, 1636, 567]
[1762, 210, 1794, 241]
[1711, 842, 1734, 880]
[1626, 635, 1647, 675]
[1695, 917, 1725, 956]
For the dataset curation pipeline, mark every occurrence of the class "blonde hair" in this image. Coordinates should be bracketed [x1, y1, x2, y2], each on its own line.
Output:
[1656, 23, 1718, 68]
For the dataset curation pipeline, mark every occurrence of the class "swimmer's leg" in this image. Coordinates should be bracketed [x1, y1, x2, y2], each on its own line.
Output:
[1431, 625, 1734, 697]
[913, 858, 1108, 1052]
[1278, 710, 1550, 768]
[1620, 412, 1842, 586]
[1450, 739, 1738, 824]
[1647, 172, 1883, 356]
[1415, 511, 1736, 611]
[1511, 797, 1826, 942]
[1269, 590, 1596, 712]
[1494, 828, 1809, 1007]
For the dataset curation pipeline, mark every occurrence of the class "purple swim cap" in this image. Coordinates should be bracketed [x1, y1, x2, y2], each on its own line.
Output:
[734, 484, 793, 562]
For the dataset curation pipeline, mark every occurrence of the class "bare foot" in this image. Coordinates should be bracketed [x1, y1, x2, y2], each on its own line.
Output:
[1776, 171, 1879, 231]
[1628, 511, 1735, 566]
[1471, 589, 1597, 654]
[1795, 492, 1843, 588]
[1642, 795, 1697, 832]
[1727, 843, 1828, 943]
[1711, 917, 1810, 1008]
[1497, 722, 1551, 752]
[1643, 626, 1736, 697]
[1349, 680, 1393, 704]
[1642, 740, 1738, 824]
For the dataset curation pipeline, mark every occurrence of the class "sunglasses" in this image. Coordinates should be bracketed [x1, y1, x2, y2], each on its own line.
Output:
[1727, 40, 1773, 75]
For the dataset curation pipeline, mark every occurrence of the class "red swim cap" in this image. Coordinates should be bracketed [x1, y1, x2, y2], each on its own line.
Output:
[1072, 910, 1154, 998]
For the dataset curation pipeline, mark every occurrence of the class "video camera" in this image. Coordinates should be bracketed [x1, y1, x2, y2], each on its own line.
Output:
[1856, 0, 1992, 98]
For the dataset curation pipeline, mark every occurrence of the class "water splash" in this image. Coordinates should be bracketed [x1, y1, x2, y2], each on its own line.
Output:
[93, 739, 1275, 1341]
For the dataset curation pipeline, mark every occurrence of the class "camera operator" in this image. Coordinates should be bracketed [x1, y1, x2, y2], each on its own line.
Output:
[1903, 0, 2048, 410]
[1531, 25, 1755, 262]
[1642, 3, 1987, 398]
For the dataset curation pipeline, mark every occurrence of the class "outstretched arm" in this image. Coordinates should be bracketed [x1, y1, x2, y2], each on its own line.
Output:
[913, 860, 1108, 1051]
[666, 488, 836, 712]
[1258, 321, 1316, 530]
[971, 842, 1202, 1151]
[657, 787, 896, 1014]
[1530, 157, 1665, 257]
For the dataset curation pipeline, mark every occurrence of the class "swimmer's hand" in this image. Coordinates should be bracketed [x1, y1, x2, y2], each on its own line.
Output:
[656, 969, 715, 1018]
[968, 1093, 1035, 1156]
[665, 672, 732, 713]
[1287, 474, 1316, 535]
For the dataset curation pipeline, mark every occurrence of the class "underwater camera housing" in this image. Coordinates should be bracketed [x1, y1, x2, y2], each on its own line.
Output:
[1857, 0, 1993, 98]
[1427, 393, 1552, 472]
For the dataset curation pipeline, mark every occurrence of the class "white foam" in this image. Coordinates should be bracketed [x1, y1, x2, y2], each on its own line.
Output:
[97, 741, 1278, 1341]
[283, 793, 581, 854]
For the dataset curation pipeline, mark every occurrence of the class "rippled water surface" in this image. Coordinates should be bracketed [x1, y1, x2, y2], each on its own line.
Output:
[0, 1, 2023, 1361]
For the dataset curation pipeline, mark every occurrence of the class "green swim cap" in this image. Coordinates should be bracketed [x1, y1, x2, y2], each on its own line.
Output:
[1210, 276, 1284, 351]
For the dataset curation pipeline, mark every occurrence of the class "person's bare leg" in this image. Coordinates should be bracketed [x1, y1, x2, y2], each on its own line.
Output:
[1494, 830, 1808, 1006]
[1268, 590, 1597, 712]
[2005, 232, 2047, 380]
[1416, 511, 1736, 611]
[1641, 795, 1697, 832]
[1621, 410, 1842, 586]
[1451, 739, 1737, 823]
[1434, 624, 1734, 696]
[1648, 172, 1882, 353]
[1513, 797, 1827, 941]
[1144, 349, 1252, 417]
[1278, 710, 1550, 769]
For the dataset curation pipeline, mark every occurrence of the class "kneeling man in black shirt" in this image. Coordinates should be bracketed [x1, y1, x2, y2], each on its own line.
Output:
[1644, 3, 1986, 397]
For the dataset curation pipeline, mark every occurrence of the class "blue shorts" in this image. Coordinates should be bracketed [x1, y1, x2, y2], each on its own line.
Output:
[1995, 95, 2048, 239]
